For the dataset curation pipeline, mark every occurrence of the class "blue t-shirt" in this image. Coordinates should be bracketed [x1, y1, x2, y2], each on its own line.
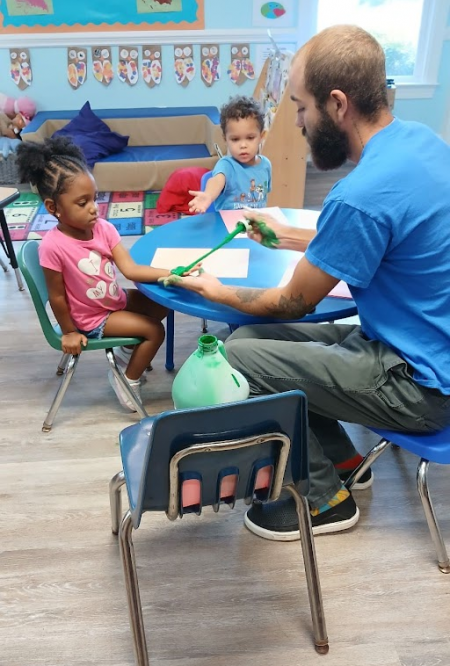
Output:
[305, 118, 450, 394]
[212, 155, 272, 210]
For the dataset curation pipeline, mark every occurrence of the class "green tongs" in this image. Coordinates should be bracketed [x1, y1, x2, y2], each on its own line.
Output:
[170, 218, 279, 277]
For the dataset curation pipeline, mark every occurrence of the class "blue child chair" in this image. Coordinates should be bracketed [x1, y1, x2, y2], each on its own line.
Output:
[345, 425, 450, 573]
[109, 390, 329, 664]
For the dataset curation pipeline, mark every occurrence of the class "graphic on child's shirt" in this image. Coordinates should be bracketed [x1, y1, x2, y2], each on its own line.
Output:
[77, 250, 120, 303]
[233, 179, 269, 209]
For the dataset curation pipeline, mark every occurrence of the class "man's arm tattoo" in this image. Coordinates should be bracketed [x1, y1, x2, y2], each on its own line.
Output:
[234, 288, 314, 319]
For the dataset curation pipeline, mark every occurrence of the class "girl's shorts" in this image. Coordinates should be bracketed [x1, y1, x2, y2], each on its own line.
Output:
[78, 313, 111, 340]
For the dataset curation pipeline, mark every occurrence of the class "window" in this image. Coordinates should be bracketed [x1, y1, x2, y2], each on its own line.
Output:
[298, 0, 447, 96]
[317, 0, 424, 78]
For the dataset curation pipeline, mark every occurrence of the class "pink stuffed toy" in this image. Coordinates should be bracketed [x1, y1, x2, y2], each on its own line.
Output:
[0, 93, 36, 135]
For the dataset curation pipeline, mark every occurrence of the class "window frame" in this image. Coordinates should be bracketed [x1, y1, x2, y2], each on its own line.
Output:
[297, 0, 448, 99]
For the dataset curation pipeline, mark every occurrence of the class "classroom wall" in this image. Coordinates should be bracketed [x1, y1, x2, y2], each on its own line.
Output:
[0, 0, 448, 137]
[394, 8, 450, 137]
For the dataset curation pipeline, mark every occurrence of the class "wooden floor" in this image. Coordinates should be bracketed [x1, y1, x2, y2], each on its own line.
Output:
[1, 167, 449, 666]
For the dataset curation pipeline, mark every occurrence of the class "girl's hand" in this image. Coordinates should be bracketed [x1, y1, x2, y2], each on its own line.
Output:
[61, 331, 88, 355]
[242, 210, 286, 248]
[158, 269, 221, 300]
[188, 190, 213, 214]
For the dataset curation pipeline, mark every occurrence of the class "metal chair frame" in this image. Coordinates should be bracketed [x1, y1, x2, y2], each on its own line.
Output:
[109, 395, 330, 664]
[345, 431, 450, 574]
[18, 240, 148, 431]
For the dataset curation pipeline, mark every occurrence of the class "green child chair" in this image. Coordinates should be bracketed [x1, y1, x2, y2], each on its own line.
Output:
[18, 240, 148, 432]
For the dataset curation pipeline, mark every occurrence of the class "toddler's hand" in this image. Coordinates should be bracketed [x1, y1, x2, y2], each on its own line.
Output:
[61, 331, 88, 355]
[188, 190, 213, 214]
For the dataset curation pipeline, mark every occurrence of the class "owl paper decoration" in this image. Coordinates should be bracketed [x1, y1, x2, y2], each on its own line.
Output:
[174, 45, 195, 87]
[117, 47, 139, 86]
[228, 44, 255, 86]
[142, 45, 162, 88]
[67, 48, 87, 89]
[201, 44, 220, 87]
[92, 46, 114, 86]
[10, 48, 32, 90]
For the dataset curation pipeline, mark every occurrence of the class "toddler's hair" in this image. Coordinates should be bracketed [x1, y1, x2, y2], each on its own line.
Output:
[220, 96, 265, 135]
[16, 135, 89, 202]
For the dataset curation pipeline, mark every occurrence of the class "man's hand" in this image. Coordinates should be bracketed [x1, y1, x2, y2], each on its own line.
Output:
[61, 331, 88, 355]
[188, 190, 213, 214]
[242, 211, 288, 248]
[159, 269, 221, 299]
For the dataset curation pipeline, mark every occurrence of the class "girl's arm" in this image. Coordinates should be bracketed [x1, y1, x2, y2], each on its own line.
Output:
[43, 267, 88, 354]
[112, 243, 171, 283]
[188, 173, 226, 214]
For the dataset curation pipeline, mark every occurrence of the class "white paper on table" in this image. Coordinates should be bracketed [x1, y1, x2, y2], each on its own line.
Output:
[219, 206, 290, 236]
[151, 247, 250, 279]
[278, 255, 352, 298]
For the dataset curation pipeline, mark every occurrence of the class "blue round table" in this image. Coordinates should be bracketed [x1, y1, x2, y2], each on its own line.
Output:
[130, 209, 357, 369]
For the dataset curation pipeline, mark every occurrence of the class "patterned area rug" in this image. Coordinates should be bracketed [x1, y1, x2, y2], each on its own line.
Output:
[2, 190, 181, 241]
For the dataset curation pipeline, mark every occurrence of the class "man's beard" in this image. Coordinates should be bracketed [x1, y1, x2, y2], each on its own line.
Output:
[303, 109, 349, 171]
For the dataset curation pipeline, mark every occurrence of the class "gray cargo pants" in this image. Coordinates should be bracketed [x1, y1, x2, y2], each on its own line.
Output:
[225, 323, 450, 508]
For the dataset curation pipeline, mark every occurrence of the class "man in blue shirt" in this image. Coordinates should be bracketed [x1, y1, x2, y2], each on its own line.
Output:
[162, 25, 450, 541]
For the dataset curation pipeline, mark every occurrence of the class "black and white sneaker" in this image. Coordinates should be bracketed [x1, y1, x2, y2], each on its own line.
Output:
[337, 467, 373, 490]
[244, 494, 360, 542]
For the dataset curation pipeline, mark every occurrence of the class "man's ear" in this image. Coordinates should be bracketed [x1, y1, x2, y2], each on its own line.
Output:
[328, 89, 348, 124]
[44, 198, 57, 217]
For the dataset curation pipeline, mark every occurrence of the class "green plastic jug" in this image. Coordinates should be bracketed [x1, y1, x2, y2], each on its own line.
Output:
[172, 334, 250, 409]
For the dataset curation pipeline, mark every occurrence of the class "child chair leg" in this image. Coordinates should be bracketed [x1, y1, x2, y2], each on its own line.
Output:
[416, 459, 450, 574]
[119, 511, 149, 666]
[56, 352, 70, 376]
[43, 353, 79, 432]
[285, 483, 329, 654]
[110, 470, 125, 535]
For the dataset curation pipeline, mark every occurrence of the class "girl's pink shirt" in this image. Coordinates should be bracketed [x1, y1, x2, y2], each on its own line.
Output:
[39, 218, 127, 331]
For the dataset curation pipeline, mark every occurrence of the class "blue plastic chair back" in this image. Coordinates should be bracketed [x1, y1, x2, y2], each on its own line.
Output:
[369, 425, 450, 465]
[200, 171, 215, 212]
[120, 390, 309, 527]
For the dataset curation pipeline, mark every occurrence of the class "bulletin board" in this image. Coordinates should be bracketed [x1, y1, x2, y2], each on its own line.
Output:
[0, 0, 204, 34]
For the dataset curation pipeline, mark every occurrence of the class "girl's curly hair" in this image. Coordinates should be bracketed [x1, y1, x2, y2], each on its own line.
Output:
[16, 135, 89, 201]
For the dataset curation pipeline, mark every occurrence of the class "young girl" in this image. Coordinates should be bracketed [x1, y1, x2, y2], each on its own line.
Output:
[16, 136, 171, 413]
[188, 96, 272, 214]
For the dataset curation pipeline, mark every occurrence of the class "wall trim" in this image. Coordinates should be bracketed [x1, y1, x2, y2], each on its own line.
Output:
[395, 83, 438, 100]
[0, 27, 299, 49]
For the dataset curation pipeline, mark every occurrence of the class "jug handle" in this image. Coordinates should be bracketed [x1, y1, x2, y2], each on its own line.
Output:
[217, 339, 228, 360]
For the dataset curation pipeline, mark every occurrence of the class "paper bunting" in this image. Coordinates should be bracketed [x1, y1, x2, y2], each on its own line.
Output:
[91, 46, 113, 86]
[117, 46, 139, 86]
[174, 44, 195, 87]
[142, 45, 162, 88]
[67, 47, 87, 89]
[9, 48, 32, 89]
[201, 44, 220, 87]
[228, 44, 255, 86]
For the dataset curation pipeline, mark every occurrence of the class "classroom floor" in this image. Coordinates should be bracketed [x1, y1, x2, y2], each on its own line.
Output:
[1, 164, 449, 666]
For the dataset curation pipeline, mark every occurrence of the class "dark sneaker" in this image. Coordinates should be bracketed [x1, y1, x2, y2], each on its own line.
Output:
[337, 467, 373, 490]
[244, 494, 359, 541]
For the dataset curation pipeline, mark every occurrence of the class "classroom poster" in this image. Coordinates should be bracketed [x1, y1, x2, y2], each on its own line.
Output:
[0, 0, 204, 34]
[252, 0, 296, 28]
